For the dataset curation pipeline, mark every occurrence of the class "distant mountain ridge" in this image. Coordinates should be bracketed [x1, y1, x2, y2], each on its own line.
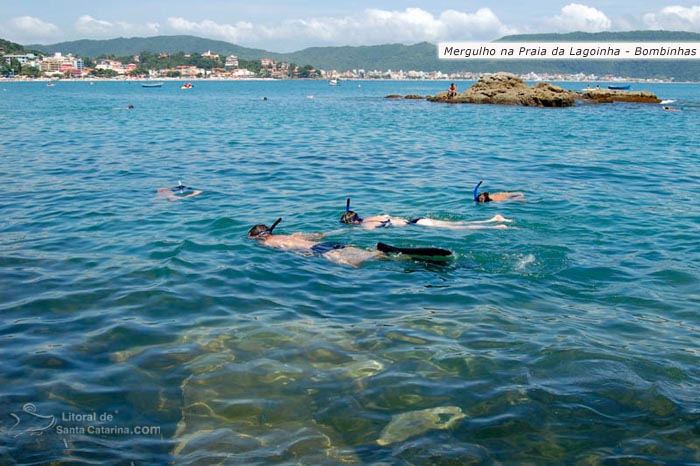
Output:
[15, 31, 700, 81]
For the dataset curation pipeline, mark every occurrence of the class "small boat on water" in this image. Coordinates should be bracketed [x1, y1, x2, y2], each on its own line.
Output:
[46, 82, 55, 87]
[181, 82, 193, 90]
[142, 82, 164, 88]
[608, 84, 630, 90]
[328, 79, 339, 86]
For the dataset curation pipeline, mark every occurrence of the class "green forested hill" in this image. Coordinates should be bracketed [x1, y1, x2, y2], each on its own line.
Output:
[1, 38, 27, 54]
[12, 31, 700, 81]
[26, 35, 281, 60]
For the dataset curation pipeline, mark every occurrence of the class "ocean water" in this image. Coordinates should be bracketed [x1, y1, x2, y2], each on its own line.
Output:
[1, 79, 699, 465]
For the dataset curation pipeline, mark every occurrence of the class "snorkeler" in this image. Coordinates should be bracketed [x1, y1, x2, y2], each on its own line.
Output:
[154, 181, 202, 201]
[248, 218, 451, 267]
[340, 199, 512, 230]
[473, 181, 525, 203]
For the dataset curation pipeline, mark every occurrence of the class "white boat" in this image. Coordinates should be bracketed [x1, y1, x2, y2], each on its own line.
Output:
[328, 79, 339, 86]
[142, 82, 164, 88]
[181, 82, 193, 90]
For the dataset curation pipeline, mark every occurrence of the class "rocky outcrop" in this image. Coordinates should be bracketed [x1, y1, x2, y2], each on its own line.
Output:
[577, 88, 661, 103]
[384, 94, 425, 100]
[427, 73, 577, 107]
[424, 73, 660, 107]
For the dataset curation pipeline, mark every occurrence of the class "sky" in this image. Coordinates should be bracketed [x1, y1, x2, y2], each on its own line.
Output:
[1, 0, 700, 52]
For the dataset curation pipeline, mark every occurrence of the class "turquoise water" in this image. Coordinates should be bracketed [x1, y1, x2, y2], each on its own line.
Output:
[1, 79, 700, 464]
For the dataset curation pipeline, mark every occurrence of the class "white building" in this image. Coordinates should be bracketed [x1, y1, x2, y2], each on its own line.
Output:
[225, 55, 239, 68]
[39, 53, 78, 73]
[4, 53, 38, 65]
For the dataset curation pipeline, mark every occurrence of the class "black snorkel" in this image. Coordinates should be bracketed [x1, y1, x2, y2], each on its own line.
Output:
[269, 217, 282, 234]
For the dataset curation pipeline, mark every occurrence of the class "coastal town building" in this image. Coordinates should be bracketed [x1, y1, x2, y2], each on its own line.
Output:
[4, 53, 38, 66]
[39, 53, 79, 73]
[95, 59, 136, 75]
[202, 50, 219, 59]
[225, 55, 239, 68]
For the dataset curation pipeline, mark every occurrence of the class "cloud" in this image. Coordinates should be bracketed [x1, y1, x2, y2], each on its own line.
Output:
[75, 15, 113, 35]
[167, 17, 254, 44]
[167, 7, 514, 51]
[547, 3, 612, 32]
[643, 6, 700, 31]
[9, 16, 60, 39]
[75, 15, 160, 37]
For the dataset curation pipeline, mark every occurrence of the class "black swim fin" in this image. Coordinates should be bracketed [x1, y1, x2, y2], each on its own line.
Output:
[377, 242, 452, 257]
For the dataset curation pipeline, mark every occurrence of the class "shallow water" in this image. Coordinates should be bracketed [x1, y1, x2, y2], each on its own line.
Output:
[1, 79, 700, 464]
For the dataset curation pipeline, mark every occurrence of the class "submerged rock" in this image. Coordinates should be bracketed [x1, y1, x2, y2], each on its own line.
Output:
[376, 406, 467, 446]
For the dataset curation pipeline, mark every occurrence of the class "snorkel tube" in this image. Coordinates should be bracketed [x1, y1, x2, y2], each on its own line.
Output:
[341, 198, 363, 224]
[269, 217, 282, 234]
[473, 181, 483, 201]
[172, 180, 193, 192]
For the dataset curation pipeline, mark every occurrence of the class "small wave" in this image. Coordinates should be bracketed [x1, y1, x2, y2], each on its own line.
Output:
[515, 254, 536, 270]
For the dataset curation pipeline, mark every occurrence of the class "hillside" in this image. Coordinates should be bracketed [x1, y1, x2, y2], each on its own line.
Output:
[13, 31, 700, 81]
[26, 35, 282, 61]
[1, 38, 24, 54]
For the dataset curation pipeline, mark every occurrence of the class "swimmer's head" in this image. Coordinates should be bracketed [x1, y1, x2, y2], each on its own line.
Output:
[341, 197, 363, 224]
[248, 218, 282, 239]
[476, 192, 492, 203]
[248, 224, 271, 239]
[340, 211, 362, 224]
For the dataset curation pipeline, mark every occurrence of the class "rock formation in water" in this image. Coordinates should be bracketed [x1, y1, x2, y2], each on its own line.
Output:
[418, 73, 660, 107]
[577, 87, 661, 103]
[427, 73, 577, 107]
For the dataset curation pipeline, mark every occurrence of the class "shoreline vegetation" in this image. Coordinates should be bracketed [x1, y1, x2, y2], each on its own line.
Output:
[4, 33, 700, 84]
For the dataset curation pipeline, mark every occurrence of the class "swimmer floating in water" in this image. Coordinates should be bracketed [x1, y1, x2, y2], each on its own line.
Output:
[155, 181, 202, 201]
[248, 218, 451, 267]
[340, 198, 512, 230]
[473, 180, 525, 203]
